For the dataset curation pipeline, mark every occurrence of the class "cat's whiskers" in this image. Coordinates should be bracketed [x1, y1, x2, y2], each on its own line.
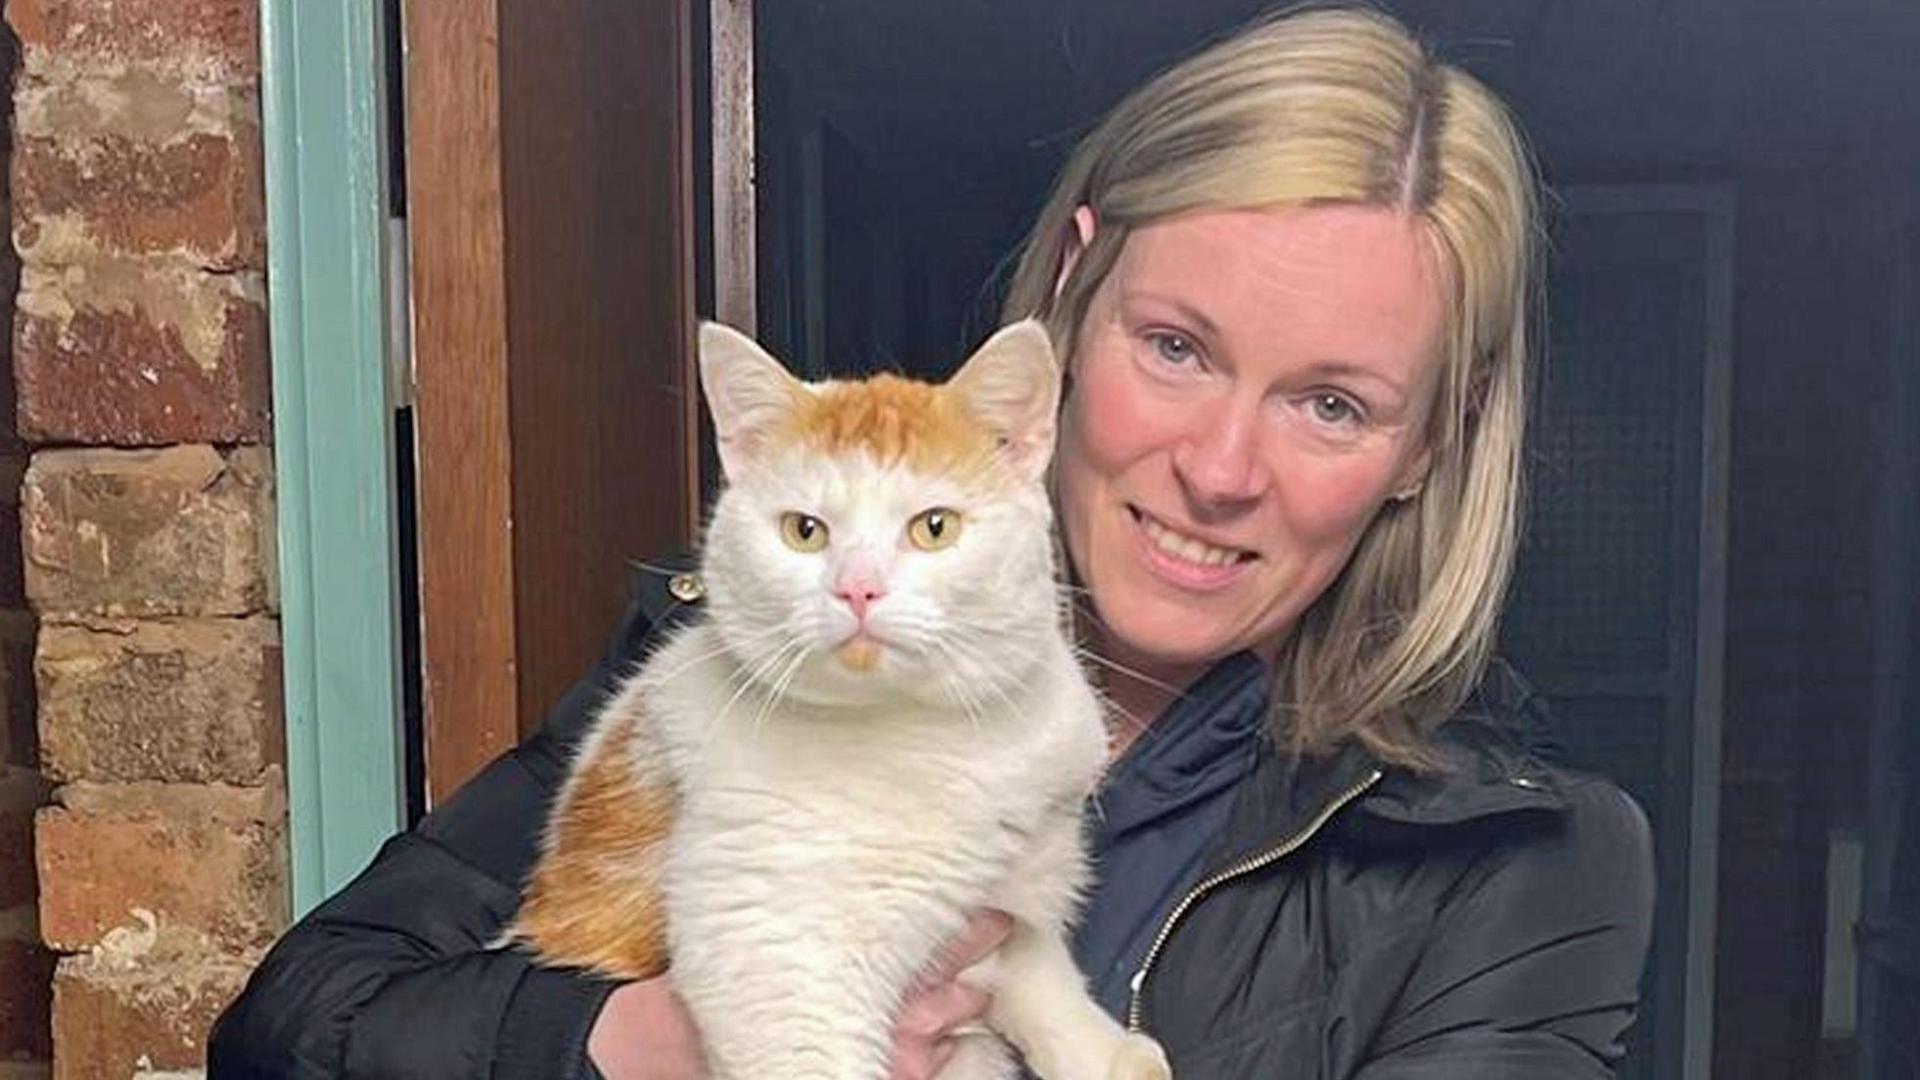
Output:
[922, 638, 991, 731]
[1071, 645, 1186, 698]
[705, 633, 811, 754]
[1051, 578, 1096, 599]
[938, 626, 1044, 728]
[748, 642, 813, 737]
[643, 622, 789, 688]
[933, 628, 1032, 720]
[1087, 680, 1158, 753]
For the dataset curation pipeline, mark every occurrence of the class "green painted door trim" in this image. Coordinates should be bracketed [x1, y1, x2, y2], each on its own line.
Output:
[260, 0, 405, 916]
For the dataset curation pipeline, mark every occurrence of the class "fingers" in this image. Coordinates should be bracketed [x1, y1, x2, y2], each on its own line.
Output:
[920, 909, 1014, 987]
[888, 1033, 960, 1080]
[897, 980, 991, 1039]
[890, 977, 992, 1080]
[888, 910, 1013, 1080]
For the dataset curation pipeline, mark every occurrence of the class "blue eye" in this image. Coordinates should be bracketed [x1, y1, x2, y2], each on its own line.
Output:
[1150, 332, 1198, 366]
[1309, 393, 1362, 426]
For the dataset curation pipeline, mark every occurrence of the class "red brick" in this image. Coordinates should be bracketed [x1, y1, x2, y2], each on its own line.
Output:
[13, 127, 264, 270]
[14, 261, 270, 445]
[11, 68, 265, 272]
[51, 953, 249, 1080]
[39, 617, 281, 784]
[0, 767, 50, 911]
[21, 446, 275, 619]
[0, 937, 56, 1060]
[7, 0, 258, 83]
[35, 780, 285, 954]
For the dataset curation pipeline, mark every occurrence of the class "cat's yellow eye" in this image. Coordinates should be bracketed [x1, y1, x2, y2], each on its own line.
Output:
[779, 512, 830, 553]
[907, 508, 964, 551]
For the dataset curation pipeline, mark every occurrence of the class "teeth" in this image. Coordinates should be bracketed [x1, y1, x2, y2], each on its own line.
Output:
[1140, 513, 1243, 568]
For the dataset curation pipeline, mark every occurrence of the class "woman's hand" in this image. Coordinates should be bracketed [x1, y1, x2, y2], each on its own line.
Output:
[589, 976, 707, 1080]
[888, 909, 1016, 1080]
[587, 910, 1013, 1080]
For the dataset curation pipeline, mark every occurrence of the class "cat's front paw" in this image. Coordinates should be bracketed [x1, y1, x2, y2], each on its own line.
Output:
[1107, 1032, 1171, 1080]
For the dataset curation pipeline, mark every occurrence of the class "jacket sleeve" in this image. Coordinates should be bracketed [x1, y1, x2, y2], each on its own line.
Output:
[209, 583, 670, 1079]
[1353, 779, 1656, 1080]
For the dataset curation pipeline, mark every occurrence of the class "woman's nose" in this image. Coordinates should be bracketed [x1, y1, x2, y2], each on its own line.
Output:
[1171, 397, 1270, 505]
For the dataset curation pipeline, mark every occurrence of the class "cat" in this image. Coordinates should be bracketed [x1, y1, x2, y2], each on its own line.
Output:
[507, 320, 1171, 1080]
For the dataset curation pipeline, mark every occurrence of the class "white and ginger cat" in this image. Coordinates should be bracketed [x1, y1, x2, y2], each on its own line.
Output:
[509, 321, 1170, 1080]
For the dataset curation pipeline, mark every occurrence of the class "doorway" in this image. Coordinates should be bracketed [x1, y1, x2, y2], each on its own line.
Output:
[742, 3, 1919, 1079]
[382, 2, 1920, 1076]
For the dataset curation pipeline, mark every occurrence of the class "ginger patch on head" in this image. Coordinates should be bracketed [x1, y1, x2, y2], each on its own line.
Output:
[513, 720, 675, 980]
[782, 375, 999, 478]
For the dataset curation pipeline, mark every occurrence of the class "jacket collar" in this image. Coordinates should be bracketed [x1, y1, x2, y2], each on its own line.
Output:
[1211, 659, 1570, 870]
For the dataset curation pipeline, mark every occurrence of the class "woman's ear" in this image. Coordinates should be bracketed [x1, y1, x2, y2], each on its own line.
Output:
[1053, 205, 1099, 301]
[1389, 447, 1432, 502]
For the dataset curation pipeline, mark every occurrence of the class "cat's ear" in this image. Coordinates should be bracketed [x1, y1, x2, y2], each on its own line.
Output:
[699, 321, 807, 477]
[949, 319, 1061, 484]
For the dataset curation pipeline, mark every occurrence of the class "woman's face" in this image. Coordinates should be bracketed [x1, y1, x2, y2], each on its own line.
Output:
[1057, 204, 1446, 673]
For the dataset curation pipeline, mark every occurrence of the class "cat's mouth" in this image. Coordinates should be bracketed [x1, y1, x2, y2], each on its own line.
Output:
[1127, 505, 1259, 567]
[834, 632, 886, 673]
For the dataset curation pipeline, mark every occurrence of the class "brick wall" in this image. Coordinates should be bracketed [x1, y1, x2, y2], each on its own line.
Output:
[1, 9, 53, 1078]
[4, 2, 284, 1077]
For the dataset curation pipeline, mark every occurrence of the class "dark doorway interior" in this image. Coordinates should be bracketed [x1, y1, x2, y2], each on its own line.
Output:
[753, 3, 1920, 1079]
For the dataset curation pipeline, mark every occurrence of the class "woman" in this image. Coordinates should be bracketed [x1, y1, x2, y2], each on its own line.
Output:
[211, 6, 1652, 1078]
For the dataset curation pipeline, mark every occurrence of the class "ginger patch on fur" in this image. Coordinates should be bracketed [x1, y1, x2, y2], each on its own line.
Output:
[513, 720, 675, 980]
[784, 375, 998, 476]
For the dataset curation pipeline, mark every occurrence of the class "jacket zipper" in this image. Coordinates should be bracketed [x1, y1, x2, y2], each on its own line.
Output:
[1126, 767, 1384, 1032]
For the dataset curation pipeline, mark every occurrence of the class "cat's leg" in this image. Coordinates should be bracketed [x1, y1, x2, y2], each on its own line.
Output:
[672, 922, 912, 1080]
[939, 1030, 1018, 1080]
[668, 832, 937, 1080]
[985, 812, 1171, 1080]
[989, 926, 1170, 1080]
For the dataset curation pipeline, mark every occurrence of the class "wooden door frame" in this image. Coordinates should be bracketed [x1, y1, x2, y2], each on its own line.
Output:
[712, 0, 758, 332]
[404, 0, 704, 801]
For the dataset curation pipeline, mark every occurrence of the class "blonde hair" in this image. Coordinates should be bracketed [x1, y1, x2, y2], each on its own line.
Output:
[1004, 4, 1539, 767]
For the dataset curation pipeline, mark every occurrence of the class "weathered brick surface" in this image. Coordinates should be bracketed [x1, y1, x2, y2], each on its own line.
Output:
[38, 617, 280, 784]
[13, 131, 265, 271]
[7, 0, 258, 83]
[51, 952, 249, 1080]
[0, 937, 57, 1060]
[35, 780, 285, 955]
[1, 766, 49, 911]
[12, 75, 265, 270]
[21, 446, 275, 619]
[14, 260, 270, 445]
[5, 4, 285, 1078]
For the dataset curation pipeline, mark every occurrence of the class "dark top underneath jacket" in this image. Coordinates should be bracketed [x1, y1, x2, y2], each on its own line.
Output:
[210, 565, 1656, 1079]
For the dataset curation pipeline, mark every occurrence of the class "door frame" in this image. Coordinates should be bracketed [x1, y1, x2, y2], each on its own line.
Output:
[403, 0, 704, 803]
[1557, 183, 1735, 1080]
[260, 0, 407, 915]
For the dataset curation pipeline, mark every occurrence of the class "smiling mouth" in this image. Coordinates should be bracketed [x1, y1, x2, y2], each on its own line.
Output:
[1128, 505, 1258, 568]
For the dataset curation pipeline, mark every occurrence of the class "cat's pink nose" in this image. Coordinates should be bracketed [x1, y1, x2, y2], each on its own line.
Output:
[835, 582, 886, 622]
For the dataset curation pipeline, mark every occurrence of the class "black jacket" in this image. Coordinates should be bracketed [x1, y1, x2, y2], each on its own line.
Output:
[210, 565, 1654, 1078]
